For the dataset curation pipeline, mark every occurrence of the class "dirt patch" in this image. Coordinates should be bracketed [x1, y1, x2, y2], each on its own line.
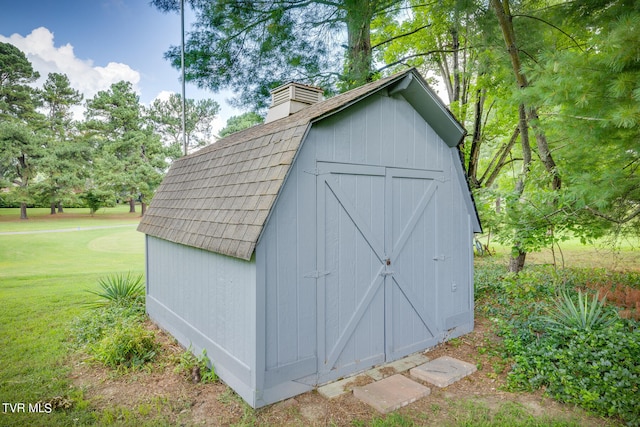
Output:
[69, 317, 619, 426]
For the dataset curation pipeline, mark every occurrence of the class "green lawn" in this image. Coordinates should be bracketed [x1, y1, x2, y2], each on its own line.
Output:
[0, 207, 144, 426]
[0, 206, 141, 232]
[476, 233, 640, 272]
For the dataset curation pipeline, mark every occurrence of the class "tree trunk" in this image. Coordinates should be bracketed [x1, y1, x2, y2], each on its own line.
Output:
[491, 0, 561, 190]
[467, 88, 486, 186]
[20, 202, 28, 220]
[344, 1, 373, 88]
[141, 201, 146, 216]
[509, 249, 526, 272]
[492, 0, 562, 272]
[481, 126, 519, 188]
[528, 108, 561, 190]
[50, 202, 56, 215]
[129, 198, 136, 213]
[57, 201, 64, 213]
[508, 104, 533, 273]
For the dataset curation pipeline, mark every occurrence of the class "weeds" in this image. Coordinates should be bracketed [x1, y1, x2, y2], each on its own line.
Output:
[174, 345, 218, 384]
[71, 272, 158, 370]
[91, 321, 158, 369]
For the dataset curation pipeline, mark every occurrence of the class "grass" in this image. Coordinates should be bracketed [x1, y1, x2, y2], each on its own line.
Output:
[0, 207, 144, 426]
[475, 233, 640, 272]
[0, 206, 141, 232]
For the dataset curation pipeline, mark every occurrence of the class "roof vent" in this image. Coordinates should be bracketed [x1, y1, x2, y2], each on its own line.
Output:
[265, 82, 323, 123]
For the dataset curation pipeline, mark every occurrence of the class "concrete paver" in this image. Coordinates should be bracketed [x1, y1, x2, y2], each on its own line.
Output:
[410, 355, 477, 387]
[317, 352, 430, 398]
[353, 374, 431, 413]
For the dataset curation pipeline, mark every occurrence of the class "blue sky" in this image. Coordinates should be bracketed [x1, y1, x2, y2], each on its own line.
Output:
[0, 0, 238, 129]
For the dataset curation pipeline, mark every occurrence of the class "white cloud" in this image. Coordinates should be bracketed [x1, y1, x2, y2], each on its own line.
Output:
[151, 90, 175, 103]
[0, 27, 140, 101]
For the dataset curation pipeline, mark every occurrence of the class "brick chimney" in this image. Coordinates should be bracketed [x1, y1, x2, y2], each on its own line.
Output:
[264, 82, 323, 123]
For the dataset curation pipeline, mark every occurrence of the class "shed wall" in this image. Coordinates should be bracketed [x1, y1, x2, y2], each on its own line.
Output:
[145, 236, 257, 403]
[257, 92, 474, 397]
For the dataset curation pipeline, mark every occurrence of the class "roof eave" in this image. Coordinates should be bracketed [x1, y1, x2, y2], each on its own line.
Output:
[390, 71, 466, 148]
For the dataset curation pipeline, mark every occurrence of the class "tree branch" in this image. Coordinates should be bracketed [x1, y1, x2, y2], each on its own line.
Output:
[376, 49, 459, 73]
[371, 24, 432, 50]
[585, 206, 640, 224]
[512, 13, 584, 52]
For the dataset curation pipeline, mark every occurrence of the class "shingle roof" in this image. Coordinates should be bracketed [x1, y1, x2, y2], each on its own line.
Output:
[138, 69, 458, 260]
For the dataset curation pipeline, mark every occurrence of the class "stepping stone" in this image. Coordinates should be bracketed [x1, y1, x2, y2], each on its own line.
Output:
[410, 356, 477, 387]
[318, 352, 430, 398]
[353, 374, 430, 413]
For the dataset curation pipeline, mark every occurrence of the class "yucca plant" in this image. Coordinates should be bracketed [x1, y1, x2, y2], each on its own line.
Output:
[544, 288, 618, 333]
[86, 272, 145, 308]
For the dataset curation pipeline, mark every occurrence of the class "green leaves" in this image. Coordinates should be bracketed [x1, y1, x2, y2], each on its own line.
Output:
[91, 321, 158, 369]
[544, 289, 618, 333]
[482, 264, 640, 425]
[86, 272, 145, 308]
[73, 273, 156, 371]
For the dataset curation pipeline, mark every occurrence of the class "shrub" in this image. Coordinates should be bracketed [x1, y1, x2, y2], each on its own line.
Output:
[71, 272, 156, 370]
[91, 321, 158, 369]
[544, 289, 618, 333]
[506, 322, 640, 426]
[480, 265, 640, 425]
[70, 304, 144, 348]
[86, 272, 145, 309]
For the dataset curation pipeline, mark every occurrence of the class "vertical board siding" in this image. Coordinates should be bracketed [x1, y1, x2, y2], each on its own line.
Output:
[146, 236, 256, 368]
[257, 90, 473, 395]
[307, 93, 444, 171]
[259, 149, 317, 383]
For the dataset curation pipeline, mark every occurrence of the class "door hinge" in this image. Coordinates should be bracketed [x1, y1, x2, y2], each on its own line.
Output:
[303, 167, 320, 176]
[304, 270, 331, 279]
[433, 254, 448, 261]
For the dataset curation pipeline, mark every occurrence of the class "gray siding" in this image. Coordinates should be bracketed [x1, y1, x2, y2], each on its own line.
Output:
[257, 91, 474, 392]
[145, 236, 257, 403]
[310, 92, 444, 170]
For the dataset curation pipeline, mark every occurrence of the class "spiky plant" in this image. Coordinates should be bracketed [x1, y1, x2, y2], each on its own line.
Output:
[87, 272, 145, 308]
[544, 289, 618, 333]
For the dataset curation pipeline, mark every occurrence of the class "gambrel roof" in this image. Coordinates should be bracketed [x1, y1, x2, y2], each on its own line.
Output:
[138, 69, 476, 260]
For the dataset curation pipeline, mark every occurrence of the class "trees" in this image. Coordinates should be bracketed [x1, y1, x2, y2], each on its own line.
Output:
[0, 42, 42, 219]
[0, 122, 42, 219]
[37, 73, 85, 214]
[525, 1, 640, 236]
[218, 112, 264, 138]
[147, 93, 219, 156]
[85, 81, 168, 214]
[152, 0, 421, 109]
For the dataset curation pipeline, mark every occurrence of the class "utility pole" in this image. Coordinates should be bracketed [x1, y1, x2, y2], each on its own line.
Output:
[181, 0, 187, 156]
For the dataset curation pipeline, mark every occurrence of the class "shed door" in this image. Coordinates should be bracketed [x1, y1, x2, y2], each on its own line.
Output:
[316, 162, 442, 382]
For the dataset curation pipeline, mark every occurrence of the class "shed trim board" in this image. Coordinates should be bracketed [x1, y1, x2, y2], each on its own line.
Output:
[139, 68, 480, 408]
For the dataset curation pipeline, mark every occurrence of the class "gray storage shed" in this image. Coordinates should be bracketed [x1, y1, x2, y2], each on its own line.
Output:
[138, 68, 482, 408]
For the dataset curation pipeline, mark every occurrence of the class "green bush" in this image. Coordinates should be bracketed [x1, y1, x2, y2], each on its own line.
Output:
[91, 321, 158, 369]
[477, 264, 640, 425]
[71, 273, 156, 370]
[86, 272, 145, 308]
[70, 303, 144, 348]
[544, 289, 618, 332]
[505, 322, 640, 426]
